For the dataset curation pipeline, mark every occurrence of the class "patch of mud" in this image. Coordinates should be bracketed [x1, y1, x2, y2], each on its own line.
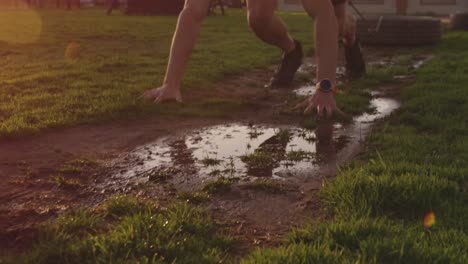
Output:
[0, 46, 430, 253]
[95, 91, 401, 250]
[106, 125, 350, 190]
[106, 93, 400, 193]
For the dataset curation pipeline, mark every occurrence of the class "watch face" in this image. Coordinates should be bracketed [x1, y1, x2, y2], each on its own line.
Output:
[319, 79, 332, 92]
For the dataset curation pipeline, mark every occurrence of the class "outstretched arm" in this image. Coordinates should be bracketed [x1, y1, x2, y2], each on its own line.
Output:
[143, 0, 211, 103]
[298, 0, 341, 117]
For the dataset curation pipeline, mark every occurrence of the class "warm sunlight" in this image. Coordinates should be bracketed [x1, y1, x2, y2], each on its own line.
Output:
[0, 2, 43, 44]
[1, 1, 467, 263]
[424, 211, 436, 228]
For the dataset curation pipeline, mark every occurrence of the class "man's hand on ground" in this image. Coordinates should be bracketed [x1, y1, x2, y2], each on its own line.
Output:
[295, 91, 344, 118]
[142, 84, 182, 103]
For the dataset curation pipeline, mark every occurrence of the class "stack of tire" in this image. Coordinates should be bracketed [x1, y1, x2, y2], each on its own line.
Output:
[450, 13, 468, 30]
[357, 16, 441, 46]
[126, 0, 184, 15]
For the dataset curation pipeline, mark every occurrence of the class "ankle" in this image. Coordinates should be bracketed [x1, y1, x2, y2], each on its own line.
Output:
[343, 35, 356, 47]
[163, 80, 181, 90]
[284, 38, 296, 54]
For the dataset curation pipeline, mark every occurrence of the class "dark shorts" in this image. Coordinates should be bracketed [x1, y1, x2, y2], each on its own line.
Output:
[331, 0, 347, 6]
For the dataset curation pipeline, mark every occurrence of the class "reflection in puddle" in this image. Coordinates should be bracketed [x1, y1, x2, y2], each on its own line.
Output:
[108, 97, 400, 190]
[293, 86, 316, 97]
[355, 98, 400, 123]
[100, 53, 434, 192]
[413, 55, 434, 70]
[119, 125, 349, 183]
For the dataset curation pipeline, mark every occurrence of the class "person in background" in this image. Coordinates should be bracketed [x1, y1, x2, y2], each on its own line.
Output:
[144, 0, 365, 117]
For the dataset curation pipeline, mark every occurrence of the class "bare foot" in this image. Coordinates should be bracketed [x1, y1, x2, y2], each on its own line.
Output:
[142, 85, 182, 103]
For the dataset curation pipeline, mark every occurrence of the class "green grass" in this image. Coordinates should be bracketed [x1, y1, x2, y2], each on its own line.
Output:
[0, 8, 420, 137]
[287, 53, 419, 123]
[59, 156, 97, 175]
[5, 8, 468, 264]
[147, 168, 175, 182]
[244, 217, 467, 264]
[240, 151, 275, 170]
[98, 195, 158, 218]
[50, 175, 82, 190]
[286, 150, 313, 163]
[203, 177, 236, 194]
[243, 32, 468, 263]
[201, 157, 223, 167]
[277, 129, 292, 144]
[0, 8, 315, 137]
[18, 196, 232, 264]
[177, 191, 211, 204]
[301, 117, 317, 130]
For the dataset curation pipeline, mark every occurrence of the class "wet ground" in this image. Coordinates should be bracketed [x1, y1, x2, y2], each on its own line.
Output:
[0, 47, 433, 253]
[293, 53, 433, 97]
[86, 89, 401, 251]
[104, 95, 399, 192]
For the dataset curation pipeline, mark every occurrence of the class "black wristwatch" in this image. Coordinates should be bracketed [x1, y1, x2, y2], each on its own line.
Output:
[318, 79, 333, 93]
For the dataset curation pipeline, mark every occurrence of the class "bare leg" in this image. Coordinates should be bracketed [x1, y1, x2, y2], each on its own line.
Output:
[246, 0, 295, 53]
[301, 0, 338, 84]
[334, 2, 356, 46]
[335, 1, 365, 79]
[247, 0, 305, 88]
[143, 0, 211, 102]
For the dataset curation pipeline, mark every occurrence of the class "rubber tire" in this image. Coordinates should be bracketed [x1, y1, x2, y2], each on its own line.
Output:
[126, 0, 184, 16]
[357, 16, 441, 46]
[450, 13, 468, 30]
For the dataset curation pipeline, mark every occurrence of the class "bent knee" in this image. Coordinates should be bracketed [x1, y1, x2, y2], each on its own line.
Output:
[302, 0, 335, 18]
[247, 11, 273, 32]
[180, 5, 207, 23]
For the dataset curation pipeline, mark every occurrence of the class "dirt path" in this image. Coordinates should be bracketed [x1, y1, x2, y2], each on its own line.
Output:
[0, 47, 430, 254]
[0, 64, 290, 250]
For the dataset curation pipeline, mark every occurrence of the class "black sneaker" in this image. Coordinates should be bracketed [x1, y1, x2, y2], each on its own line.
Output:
[345, 38, 366, 80]
[270, 39, 303, 89]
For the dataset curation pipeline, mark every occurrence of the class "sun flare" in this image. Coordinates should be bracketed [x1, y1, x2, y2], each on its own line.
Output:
[0, 3, 43, 44]
[424, 211, 436, 228]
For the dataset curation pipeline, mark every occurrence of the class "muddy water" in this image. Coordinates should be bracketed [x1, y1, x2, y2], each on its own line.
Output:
[103, 51, 427, 192]
[104, 96, 400, 191]
[356, 97, 400, 123]
[119, 125, 348, 179]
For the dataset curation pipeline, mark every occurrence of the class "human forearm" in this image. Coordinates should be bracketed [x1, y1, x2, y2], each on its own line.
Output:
[302, 0, 338, 85]
[315, 5, 339, 84]
[163, 4, 209, 88]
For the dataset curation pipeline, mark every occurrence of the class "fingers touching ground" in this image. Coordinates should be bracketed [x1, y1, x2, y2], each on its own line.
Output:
[295, 92, 346, 118]
[142, 88, 183, 103]
[304, 100, 316, 114]
[294, 98, 311, 111]
[154, 89, 182, 103]
[142, 88, 161, 100]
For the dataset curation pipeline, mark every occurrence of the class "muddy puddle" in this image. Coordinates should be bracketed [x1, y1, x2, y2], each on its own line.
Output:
[108, 125, 348, 187]
[0, 49, 433, 252]
[100, 50, 427, 193]
[103, 96, 400, 192]
[293, 54, 433, 97]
